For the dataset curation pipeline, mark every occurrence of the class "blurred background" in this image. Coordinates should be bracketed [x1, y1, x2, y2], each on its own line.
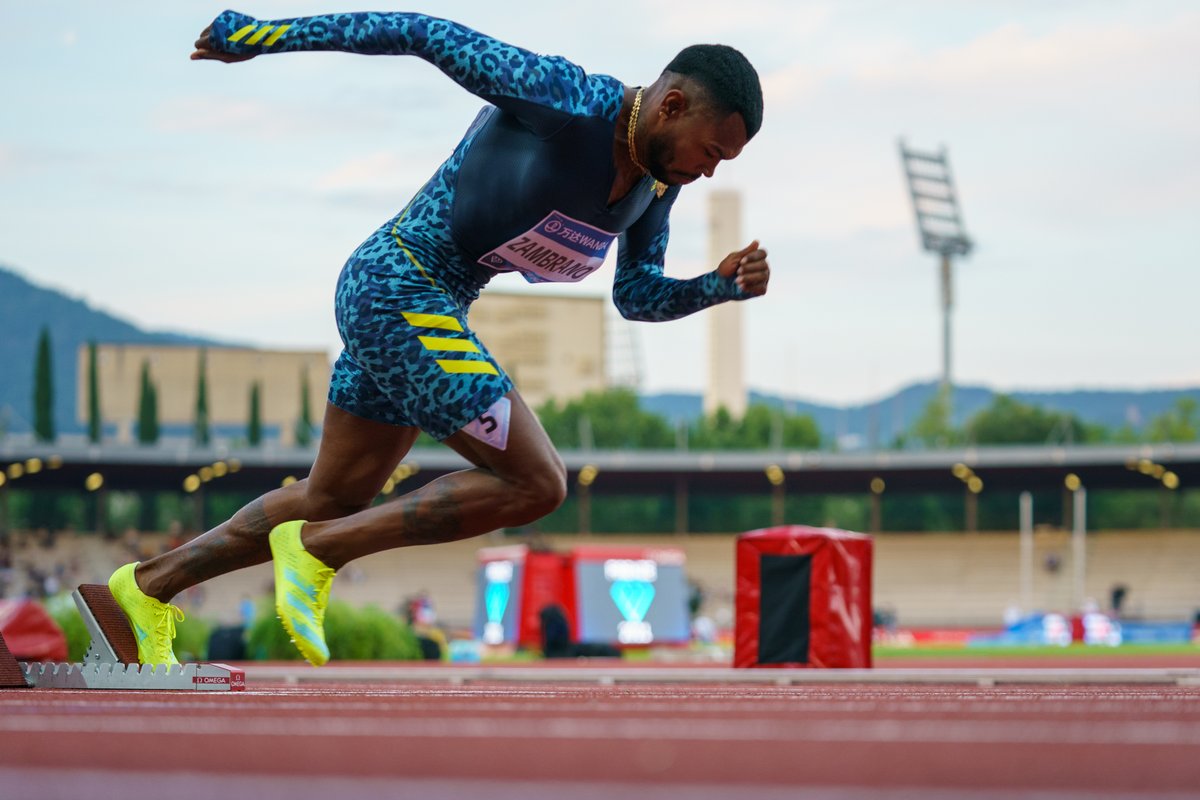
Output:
[1, 1, 1197, 662]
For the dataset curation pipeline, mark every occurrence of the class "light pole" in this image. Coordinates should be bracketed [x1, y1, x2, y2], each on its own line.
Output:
[899, 140, 973, 417]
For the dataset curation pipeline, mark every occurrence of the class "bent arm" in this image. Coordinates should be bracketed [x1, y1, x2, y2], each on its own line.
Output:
[204, 10, 621, 121]
[612, 191, 745, 323]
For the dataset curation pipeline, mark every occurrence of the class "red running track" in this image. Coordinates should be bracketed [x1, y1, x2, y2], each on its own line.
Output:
[3, 678, 1200, 799]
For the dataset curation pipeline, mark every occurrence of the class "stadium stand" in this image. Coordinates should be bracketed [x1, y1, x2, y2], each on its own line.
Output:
[2, 529, 1197, 630]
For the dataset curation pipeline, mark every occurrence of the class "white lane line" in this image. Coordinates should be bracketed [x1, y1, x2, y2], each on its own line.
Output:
[1, 696, 1196, 719]
[2, 713, 1199, 746]
[4, 768, 1191, 800]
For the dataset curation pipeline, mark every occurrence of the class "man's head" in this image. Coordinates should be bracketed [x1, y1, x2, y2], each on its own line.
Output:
[642, 44, 763, 186]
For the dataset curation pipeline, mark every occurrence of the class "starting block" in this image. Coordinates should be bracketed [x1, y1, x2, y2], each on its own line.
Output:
[0, 584, 244, 691]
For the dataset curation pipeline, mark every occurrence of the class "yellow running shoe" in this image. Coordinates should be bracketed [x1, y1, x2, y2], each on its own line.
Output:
[269, 520, 335, 666]
[108, 562, 184, 666]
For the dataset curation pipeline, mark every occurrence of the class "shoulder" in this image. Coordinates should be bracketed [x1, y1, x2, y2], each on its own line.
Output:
[582, 73, 625, 121]
[536, 66, 624, 120]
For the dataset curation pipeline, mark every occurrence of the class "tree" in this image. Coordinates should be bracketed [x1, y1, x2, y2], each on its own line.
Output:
[908, 385, 960, 448]
[966, 394, 1087, 445]
[689, 404, 821, 450]
[86, 339, 101, 443]
[690, 406, 739, 449]
[536, 388, 674, 449]
[295, 367, 313, 447]
[32, 326, 55, 442]
[247, 382, 262, 447]
[136, 360, 159, 445]
[534, 391, 821, 452]
[1145, 397, 1198, 443]
[194, 348, 210, 446]
[739, 404, 820, 449]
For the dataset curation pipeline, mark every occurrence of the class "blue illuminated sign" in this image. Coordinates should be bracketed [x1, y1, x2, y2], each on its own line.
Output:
[482, 560, 514, 644]
[604, 559, 658, 644]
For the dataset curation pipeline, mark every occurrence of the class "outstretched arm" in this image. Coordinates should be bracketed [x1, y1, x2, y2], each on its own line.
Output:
[191, 10, 621, 124]
[612, 193, 770, 322]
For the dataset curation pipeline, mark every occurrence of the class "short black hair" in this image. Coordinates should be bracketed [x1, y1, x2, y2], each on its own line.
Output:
[665, 44, 763, 139]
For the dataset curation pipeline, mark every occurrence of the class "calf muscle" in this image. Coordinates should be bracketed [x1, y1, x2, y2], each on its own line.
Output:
[302, 463, 560, 569]
[137, 495, 283, 602]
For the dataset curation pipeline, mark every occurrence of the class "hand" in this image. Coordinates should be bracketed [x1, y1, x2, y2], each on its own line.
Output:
[717, 240, 770, 297]
[190, 25, 257, 63]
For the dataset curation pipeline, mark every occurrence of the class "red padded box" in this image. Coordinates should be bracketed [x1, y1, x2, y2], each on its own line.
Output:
[735, 526, 873, 668]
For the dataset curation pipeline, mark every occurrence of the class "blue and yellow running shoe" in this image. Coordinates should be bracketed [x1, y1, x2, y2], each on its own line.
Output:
[269, 520, 335, 666]
[108, 562, 184, 666]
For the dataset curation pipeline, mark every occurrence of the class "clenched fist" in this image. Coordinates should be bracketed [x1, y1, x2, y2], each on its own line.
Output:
[717, 240, 769, 297]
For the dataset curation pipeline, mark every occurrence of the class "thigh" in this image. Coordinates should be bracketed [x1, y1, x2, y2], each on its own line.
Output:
[334, 267, 514, 440]
[441, 389, 563, 480]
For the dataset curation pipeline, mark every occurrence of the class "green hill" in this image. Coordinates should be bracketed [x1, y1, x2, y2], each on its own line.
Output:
[3, 261, 1195, 443]
[0, 264, 230, 435]
[645, 383, 1199, 448]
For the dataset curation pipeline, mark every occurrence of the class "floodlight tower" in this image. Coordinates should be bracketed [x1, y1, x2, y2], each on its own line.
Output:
[899, 140, 973, 411]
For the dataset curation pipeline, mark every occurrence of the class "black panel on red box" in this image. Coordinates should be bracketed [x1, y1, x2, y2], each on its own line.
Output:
[758, 554, 812, 664]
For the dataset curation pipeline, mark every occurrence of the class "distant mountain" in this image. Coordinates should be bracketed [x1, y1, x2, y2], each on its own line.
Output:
[3, 262, 1196, 443]
[0, 264, 231, 435]
[643, 382, 1200, 449]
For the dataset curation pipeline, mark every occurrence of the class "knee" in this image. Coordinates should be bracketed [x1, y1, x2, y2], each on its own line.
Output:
[302, 480, 375, 522]
[514, 456, 567, 521]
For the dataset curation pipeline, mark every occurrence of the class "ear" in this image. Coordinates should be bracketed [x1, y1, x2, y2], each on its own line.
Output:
[658, 88, 689, 120]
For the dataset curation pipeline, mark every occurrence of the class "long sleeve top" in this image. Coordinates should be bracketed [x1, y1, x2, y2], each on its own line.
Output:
[209, 10, 747, 320]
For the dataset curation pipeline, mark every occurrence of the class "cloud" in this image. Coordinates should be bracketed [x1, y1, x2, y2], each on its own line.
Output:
[151, 96, 315, 140]
[0, 142, 85, 177]
[852, 10, 1200, 113]
[731, 7, 1200, 239]
[315, 151, 410, 193]
[148, 91, 421, 142]
[309, 148, 453, 211]
[761, 63, 828, 106]
[642, 0, 832, 41]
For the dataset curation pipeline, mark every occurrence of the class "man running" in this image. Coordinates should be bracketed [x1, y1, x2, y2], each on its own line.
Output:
[110, 9, 769, 666]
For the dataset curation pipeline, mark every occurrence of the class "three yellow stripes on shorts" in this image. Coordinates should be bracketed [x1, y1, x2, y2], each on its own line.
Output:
[402, 312, 499, 375]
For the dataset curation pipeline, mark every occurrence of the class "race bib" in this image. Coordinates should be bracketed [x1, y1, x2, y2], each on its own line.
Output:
[478, 211, 617, 284]
[463, 396, 511, 451]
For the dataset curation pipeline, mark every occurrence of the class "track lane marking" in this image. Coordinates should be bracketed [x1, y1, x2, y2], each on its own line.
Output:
[3, 713, 1200, 746]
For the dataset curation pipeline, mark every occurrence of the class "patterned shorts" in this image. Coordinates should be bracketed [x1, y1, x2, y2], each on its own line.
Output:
[328, 224, 512, 440]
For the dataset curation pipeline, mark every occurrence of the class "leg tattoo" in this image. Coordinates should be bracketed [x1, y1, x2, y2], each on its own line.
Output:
[397, 480, 463, 547]
[140, 496, 282, 602]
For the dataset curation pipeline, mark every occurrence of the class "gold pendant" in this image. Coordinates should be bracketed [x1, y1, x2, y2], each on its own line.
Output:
[653, 180, 666, 199]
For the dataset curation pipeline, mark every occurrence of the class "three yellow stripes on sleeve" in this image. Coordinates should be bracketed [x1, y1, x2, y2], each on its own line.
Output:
[401, 313, 499, 375]
[227, 23, 292, 47]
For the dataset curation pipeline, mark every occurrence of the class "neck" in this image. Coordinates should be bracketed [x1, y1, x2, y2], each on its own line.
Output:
[617, 85, 668, 200]
[626, 87, 649, 175]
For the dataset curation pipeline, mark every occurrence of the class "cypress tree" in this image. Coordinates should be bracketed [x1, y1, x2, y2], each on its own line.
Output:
[148, 380, 159, 443]
[247, 382, 262, 447]
[87, 340, 101, 443]
[295, 367, 313, 447]
[194, 348, 210, 446]
[136, 360, 160, 445]
[32, 326, 55, 442]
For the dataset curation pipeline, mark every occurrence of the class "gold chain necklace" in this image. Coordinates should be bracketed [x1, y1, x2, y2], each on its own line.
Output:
[628, 88, 667, 199]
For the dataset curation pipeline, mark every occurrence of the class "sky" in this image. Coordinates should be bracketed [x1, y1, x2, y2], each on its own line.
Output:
[1, 1, 1197, 407]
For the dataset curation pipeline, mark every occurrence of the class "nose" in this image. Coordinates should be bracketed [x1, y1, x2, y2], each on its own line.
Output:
[702, 160, 718, 179]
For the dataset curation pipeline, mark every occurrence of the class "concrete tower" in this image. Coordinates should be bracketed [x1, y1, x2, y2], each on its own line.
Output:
[705, 190, 747, 418]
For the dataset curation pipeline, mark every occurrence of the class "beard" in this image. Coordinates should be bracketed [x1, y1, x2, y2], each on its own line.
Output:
[645, 134, 674, 185]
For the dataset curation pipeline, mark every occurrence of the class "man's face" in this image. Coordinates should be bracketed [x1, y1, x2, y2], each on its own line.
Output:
[645, 95, 749, 186]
